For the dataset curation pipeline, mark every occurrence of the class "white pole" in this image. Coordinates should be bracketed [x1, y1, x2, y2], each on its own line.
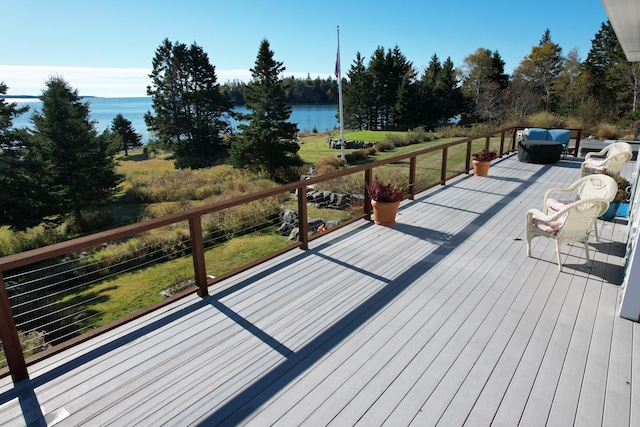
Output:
[336, 25, 345, 160]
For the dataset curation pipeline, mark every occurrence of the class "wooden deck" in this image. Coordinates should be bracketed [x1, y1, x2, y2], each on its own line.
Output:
[1, 153, 638, 426]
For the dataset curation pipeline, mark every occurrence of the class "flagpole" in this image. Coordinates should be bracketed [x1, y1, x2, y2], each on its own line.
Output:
[336, 25, 345, 160]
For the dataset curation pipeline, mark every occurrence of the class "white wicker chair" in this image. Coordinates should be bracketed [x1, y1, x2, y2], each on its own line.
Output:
[543, 174, 617, 241]
[526, 198, 609, 271]
[580, 141, 633, 177]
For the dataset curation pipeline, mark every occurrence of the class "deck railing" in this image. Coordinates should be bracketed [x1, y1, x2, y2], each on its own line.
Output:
[0, 126, 582, 384]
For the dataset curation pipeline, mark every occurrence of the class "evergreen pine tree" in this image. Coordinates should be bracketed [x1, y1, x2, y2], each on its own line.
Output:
[145, 39, 233, 169]
[229, 39, 302, 180]
[0, 82, 35, 229]
[111, 113, 142, 156]
[5, 77, 123, 229]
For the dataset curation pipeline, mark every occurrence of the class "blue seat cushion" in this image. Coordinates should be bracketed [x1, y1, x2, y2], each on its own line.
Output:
[525, 128, 550, 140]
[547, 129, 570, 144]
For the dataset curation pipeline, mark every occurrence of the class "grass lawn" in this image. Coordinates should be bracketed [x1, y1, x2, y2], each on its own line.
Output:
[116, 150, 175, 174]
[298, 130, 467, 165]
[298, 130, 407, 164]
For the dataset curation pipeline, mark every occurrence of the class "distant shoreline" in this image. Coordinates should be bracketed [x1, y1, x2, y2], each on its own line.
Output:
[2, 95, 98, 99]
[1, 95, 40, 99]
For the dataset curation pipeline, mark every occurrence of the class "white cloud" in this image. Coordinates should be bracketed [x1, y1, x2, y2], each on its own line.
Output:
[0, 65, 150, 97]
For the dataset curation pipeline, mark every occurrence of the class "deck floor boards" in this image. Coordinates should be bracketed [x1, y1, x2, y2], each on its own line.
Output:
[0, 153, 638, 426]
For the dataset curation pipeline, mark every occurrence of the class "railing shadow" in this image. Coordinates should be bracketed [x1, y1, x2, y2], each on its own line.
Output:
[194, 162, 549, 425]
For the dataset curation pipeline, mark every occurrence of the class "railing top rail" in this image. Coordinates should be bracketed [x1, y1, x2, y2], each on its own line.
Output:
[0, 126, 521, 273]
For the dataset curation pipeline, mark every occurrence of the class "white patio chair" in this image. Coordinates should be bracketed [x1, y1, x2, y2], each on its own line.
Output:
[580, 141, 633, 177]
[526, 198, 609, 271]
[543, 174, 617, 241]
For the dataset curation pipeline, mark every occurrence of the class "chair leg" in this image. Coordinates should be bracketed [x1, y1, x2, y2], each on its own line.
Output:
[556, 241, 563, 271]
[594, 219, 600, 242]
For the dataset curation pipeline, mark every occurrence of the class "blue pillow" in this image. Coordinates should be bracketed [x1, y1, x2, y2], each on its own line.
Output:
[525, 128, 550, 140]
[547, 129, 570, 144]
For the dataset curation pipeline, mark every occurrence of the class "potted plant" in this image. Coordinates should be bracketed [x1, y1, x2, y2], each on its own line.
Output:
[366, 178, 406, 225]
[472, 148, 498, 176]
[600, 174, 631, 220]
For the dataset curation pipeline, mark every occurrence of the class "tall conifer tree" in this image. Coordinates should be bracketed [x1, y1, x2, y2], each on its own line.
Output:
[229, 39, 302, 180]
[146, 39, 233, 169]
[1, 77, 122, 229]
[111, 113, 142, 156]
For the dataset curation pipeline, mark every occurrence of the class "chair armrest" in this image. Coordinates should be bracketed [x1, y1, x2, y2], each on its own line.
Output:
[543, 185, 579, 213]
[527, 207, 570, 223]
[584, 147, 609, 161]
[526, 208, 548, 223]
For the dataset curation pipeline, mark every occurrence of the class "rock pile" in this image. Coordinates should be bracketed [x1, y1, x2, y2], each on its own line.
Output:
[278, 209, 341, 240]
[326, 138, 374, 150]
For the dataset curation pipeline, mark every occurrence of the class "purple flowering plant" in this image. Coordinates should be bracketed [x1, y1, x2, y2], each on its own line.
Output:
[472, 148, 498, 162]
[366, 178, 405, 202]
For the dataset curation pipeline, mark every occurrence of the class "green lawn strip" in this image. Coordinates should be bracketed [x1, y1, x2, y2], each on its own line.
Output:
[299, 130, 406, 164]
[68, 232, 291, 328]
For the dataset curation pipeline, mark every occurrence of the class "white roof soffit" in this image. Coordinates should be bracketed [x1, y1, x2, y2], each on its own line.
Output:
[602, 0, 640, 61]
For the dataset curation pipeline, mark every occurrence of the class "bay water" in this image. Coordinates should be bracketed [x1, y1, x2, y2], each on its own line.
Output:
[9, 97, 339, 143]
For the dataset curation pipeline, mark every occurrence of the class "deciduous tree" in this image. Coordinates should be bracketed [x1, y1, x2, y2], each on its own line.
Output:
[460, 48, 508, 123]
[516, 29, 564, 111]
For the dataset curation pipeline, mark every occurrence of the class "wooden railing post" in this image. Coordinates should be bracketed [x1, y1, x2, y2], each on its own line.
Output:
[189, 217, 208, 297]
[499, 130, 506, 156]
[440, 147, 448, 184]
[0, 274, 29, 383]
[574, 129, 582, 157]
[364, 169, 372, 219]
[297, 183, 309, 250]
[511, 128, 519, 152]
[408, 156, 417, 200]
[466, 140, 473, 172]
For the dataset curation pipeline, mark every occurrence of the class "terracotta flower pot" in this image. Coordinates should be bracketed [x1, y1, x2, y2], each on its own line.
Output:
[473, 160, 491, 177]
[371, 200, 401, 225]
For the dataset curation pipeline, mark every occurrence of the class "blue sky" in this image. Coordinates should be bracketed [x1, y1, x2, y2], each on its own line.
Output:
[1, 0, 609, 97]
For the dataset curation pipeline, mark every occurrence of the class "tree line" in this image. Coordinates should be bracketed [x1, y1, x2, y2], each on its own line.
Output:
[1, 21, 637, 231]
[221, 76, 338, 106]
[341, 23, 638, 131]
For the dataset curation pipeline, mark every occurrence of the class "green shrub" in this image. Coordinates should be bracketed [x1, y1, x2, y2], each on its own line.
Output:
[0, 226, 65, 257]
[593, 122, 619, 139]
[375, 140, 395, 152]
[345, 149, 371, 163]
[0, 330, 50, 368]
[436, 124, 495, 138]
[65, 211, 114, 234]
[527, 111, 566, 129]
[315, 157, 347, 175]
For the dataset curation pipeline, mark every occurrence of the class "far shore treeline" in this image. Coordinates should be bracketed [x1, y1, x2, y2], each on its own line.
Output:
[221, 76, 338, 106]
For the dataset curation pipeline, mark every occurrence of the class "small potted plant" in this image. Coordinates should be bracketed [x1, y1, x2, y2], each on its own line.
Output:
[601, 175, 631, 220]
[472, 148, 498, 176]
[366, 178, 405, 225]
